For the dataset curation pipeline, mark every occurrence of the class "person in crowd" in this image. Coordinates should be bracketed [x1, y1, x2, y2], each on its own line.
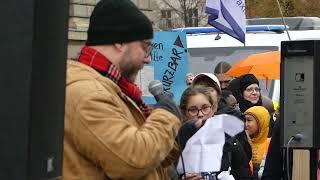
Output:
[244, 106, 271, 179]
[179, 86, 218, 146]
[63, 0, 182, 179]
[262, 107, 292, 180]
[228, 74, 263, 113]
[214, 61, 233, 90]
[192, 73, 252, 179]
[261, 119, 283, 180]
[178, 86, 218, 180]
[261, 95, 275, 137]
[178, 73, 220, 151]
[186, 73, 194, 86]
[216, 90, 253, 179]
[178, 86, 252, 180]
[220, 90, 240, 111]
[192, 73, 221, 95]
[261, 96, 275, 118]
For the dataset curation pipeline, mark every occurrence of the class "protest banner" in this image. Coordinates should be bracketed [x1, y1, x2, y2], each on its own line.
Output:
[136, 31, 189, 104]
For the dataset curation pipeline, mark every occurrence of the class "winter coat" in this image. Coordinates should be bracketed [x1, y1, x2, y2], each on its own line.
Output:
[177, 118, 252, 179]
[63, 61, 181, 180]
[216, 100, 252, 162]
[244, 106, 270, 179]
[262, 119, 293, 180]
[221, 136, 253, 180]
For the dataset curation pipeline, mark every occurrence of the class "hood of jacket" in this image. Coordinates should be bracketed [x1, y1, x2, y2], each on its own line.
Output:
[244, 106, 270, 144]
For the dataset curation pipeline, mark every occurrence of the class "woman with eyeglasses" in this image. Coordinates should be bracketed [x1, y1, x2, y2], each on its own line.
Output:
[180, 86, 218, 129]
[176, 86, 217, 180]
[228, 74, 263, 113]
[177, 86, 252, 180]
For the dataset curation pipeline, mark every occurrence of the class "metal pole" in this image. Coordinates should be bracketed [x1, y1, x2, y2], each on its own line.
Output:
[276, 0, 291, 40]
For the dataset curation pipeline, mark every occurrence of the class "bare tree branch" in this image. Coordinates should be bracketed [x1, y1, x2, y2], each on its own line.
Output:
[186, 0, 193, 11]
[158, 0, 208, 27]
[161, 0, 183, 16]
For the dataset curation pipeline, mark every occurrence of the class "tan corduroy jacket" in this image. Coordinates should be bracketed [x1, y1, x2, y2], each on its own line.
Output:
[63, 61, 181, 180]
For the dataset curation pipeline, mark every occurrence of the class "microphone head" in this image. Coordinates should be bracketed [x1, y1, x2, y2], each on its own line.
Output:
[148, 80, 163, 97]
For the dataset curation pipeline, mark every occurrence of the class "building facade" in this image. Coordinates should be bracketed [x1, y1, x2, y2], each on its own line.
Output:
[67, 0, 207, 58]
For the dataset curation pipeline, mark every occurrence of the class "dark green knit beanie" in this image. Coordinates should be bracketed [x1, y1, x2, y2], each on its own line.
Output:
[86, 0, 153, 45]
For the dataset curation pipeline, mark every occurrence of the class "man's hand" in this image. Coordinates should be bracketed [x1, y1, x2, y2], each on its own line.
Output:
[182, 173, 203, 180]
[153, 96, 182, 120]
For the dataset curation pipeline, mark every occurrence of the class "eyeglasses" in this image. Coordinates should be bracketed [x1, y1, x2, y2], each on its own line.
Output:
[187, 105, 212, 116]
[140, 40, 152, 58]
[245, 87, 261, 93]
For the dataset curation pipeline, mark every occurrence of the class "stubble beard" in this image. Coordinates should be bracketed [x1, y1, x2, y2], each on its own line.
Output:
[119, 61, 141, 83]
[123, 69, 138, 82]
[119, 46, 144, 83]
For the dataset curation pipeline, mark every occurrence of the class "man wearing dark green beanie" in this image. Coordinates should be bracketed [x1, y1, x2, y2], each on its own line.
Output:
[63, 0, 182, 179]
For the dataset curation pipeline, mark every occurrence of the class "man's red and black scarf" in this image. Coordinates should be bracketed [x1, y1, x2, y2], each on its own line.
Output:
[78, 46, 150, 117]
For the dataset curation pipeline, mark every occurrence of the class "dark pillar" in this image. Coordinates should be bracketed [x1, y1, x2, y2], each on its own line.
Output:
[0, 0, 68, 179]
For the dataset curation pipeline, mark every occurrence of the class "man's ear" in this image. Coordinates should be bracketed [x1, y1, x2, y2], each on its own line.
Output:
[114, 43, 125, 52]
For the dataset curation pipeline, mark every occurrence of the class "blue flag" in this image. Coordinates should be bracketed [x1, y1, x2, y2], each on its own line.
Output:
[206, 0, 246, 44]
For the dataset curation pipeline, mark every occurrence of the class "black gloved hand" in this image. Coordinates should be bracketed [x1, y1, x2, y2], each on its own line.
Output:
[153, 95, 182, 120]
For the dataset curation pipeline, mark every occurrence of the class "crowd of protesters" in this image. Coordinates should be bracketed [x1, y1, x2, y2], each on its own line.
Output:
[62, 0, 283, 179]
[176, 66, 279, 180]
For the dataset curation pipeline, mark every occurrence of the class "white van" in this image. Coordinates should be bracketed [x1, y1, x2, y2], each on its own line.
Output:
[172, 18, 320, 105]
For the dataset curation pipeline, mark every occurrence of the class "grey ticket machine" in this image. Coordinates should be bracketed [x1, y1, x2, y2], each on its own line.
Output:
[281, 40, 320, 180]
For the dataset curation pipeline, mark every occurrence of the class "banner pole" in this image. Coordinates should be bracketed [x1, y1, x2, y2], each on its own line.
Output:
[275, 0, 292, 40]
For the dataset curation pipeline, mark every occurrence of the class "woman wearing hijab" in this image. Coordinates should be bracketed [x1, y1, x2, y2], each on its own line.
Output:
[228, 74, 263, 113]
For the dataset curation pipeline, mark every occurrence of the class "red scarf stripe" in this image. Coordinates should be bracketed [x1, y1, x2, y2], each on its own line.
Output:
[106, 65, 118, 83]
[110, 65, 120, 81]
[114, 67, 121, 81]
[78, 46, 150, 117]
[79, 47, 109, 72]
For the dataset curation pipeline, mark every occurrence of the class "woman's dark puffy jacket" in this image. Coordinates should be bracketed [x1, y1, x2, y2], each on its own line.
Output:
[177, 122, 252, 180]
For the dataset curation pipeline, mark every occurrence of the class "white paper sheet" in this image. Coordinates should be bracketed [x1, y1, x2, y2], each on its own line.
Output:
[220, 114, 245, 137]
[177, 114, 244, 174]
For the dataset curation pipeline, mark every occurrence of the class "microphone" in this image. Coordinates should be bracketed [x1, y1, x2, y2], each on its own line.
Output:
[148, 80, 173, 102]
